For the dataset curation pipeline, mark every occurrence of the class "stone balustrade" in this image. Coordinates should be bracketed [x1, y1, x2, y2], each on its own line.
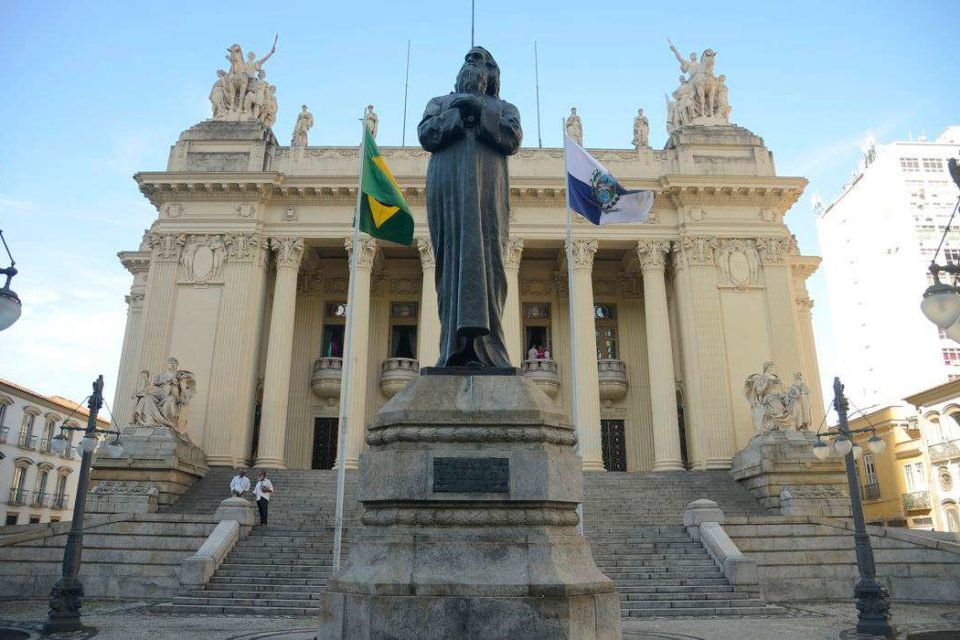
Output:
[597, 359, 629, 405]
[901, 490, 931, 512]
[520, 359, 561, 398]
[379, 357, 419, 398]
[311, 357, 343, 404]
[929, 439, 960, 464]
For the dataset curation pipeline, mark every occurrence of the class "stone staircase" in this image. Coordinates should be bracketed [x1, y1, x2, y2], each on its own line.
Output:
[582, 472, 781, 617]
[155, 468, 358, 616]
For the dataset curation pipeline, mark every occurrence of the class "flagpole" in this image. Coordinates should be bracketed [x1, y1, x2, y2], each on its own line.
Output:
[332, 116, 367, 572]
[562, 120, 585, 537]
[401, 39, 411, 147]
[534, 41, 542, 149]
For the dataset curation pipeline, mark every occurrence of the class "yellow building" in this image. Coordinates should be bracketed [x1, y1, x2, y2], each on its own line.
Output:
[905, 380, 960, 532]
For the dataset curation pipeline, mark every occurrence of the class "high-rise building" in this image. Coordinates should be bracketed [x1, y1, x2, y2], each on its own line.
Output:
[817, 127, 960, 406]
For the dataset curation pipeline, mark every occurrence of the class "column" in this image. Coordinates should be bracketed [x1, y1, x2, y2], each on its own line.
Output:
[255, 237, 305, 468]
[113, 252, 150, 429]
[503, 238, 524, 365]
[137, 232, 186, 378]
[637, 241, 684, 471]
[341, 236, 378, 469]
[567, 238, 604, 471]
[791, 260, 826, 427]
[284, 269, 324, 469]
[417, 238, 440, 368]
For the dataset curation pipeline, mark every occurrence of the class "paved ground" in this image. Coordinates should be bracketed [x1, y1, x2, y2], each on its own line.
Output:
[0, 599, 957, 639]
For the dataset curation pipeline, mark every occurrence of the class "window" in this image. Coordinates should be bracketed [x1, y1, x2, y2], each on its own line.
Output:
[863, 454, 878, 486]
[321, 302, 348, 358]
[28, 516, 40, 524]
[41, 419, 56, 453]
[11, 466, 28, 503]
[523, 303, 552, 359]
[945, 503, 960, 533]
[922, 158, 944, 172]
[5, 514, 17, 526]
[36, 470, 49, 503]
[594, 304, 618, 360]
[904, 461, 925, 492]
[389, 302, 418, 359]
[899, 157, 920, 172]
[0, 402, 6, 428]
[943, 348, 960, 367]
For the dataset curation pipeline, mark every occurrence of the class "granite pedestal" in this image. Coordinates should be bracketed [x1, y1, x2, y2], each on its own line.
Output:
[317, 371, 621, 639]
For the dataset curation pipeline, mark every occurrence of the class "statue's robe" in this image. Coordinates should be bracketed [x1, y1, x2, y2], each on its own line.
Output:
[418, 93, 522, 367]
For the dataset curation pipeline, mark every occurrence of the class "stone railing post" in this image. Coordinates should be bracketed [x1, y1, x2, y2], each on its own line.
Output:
[180, 497, 256, 587]
[683, 499, 759, 590]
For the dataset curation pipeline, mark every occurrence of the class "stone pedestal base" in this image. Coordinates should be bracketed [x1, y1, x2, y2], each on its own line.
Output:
[317, 373, 620, 640]
[731, 429, 851, 518]
[90, 426, 208, 513]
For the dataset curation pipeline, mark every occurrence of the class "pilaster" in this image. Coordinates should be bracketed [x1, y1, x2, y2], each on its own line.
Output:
[503, 238, 524, 365]
[791, 258, 826, 427]
[136, 232, 186, 388]
[758, 236, 805, 388]
[113, 251, 151, 428]
[416, 238, 440, 368]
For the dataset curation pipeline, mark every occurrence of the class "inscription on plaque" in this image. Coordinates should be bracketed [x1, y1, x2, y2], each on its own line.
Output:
[433, 457, 510, 493]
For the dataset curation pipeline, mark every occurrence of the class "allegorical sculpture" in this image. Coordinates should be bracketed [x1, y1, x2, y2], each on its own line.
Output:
[209, 35, 279, 127]
[565, 106, 583, 145]
[665, 38, 731, 134]
[363, 104, 379, 138]
[291, 105, 314, 146]
[632, 108, 649, 149]
[744, 362, 811, 433]
[131, 357, 197, 433]
[417, 46, 522, 367]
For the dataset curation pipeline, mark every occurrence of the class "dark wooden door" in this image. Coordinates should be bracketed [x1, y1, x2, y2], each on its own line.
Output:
[600, 420, 627, 471]
[312, 418, 339, 470]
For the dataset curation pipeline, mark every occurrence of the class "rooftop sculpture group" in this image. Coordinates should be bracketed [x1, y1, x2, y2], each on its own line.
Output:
[209, 35, 279, 127]
[665, 38, 731, 134]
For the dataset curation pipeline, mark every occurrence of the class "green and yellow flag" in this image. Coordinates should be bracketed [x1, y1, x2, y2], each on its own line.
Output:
[358, 127, 414, 246]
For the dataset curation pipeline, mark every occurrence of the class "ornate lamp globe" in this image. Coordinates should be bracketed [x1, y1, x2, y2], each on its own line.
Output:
[851, 443, 864, 460]
[867, 434, 886, 454]
[945, 317, 960, 343]
[78, 435, 99, 454]
[104, 438, 124, 459]
[834, 435, 853, 456]
[49, 433, 69, 455]
[0, 278, 20, 332]
[921, 280, 960, 329]
[812, 439, 831, 460]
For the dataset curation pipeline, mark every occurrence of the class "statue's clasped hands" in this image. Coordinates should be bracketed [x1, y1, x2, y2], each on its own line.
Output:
[450, 94, 483, 127]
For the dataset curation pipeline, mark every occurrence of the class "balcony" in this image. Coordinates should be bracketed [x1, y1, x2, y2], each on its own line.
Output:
[17, 432, 36, 450]
[929, 439, 960, 464]
[51, 494, 70, 510]
[0, 425, 8, 444]
[598, 359, 629, 406]
[380, 358, 419, 398]
[521, 359, 561, 398]
[863, 483, 881, 501]
[32, 492, 52, 508]
[39, 437, 53, 454]
[311, 357, 343, 405]
[901, 491, 931, 512]
[7, 488, 30, 506]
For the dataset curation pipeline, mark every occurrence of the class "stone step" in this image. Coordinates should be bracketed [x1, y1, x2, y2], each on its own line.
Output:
[153, 603, 319, 616]
[208, 576, 328, 587]
[201, 584, 324, 595]
[620, 591, 754, 602]
[623, 605, 781, 618]
[172, 595, 321, 608]
[616, 584, 735, 594]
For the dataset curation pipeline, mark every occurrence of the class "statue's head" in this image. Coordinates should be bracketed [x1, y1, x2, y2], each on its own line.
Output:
[794, 372, 803, 382]
[455, 46, 500, 98]
[367, 104, 374, 112]
[703, 49, 717, 59]
[257, 69, 266, 80]
[571, 107, 578, 115]
[638, 108, 644, 116]
[166, 357, 178, 371]
[763, 361, 775, 373]
[217, 69, 226, 78]
[247, 51, 256, 61]
[718, 74, 726, 83]
[228, 44, 241, 53]
[689, 52, 697, 62]
[302, 104, 308, 111]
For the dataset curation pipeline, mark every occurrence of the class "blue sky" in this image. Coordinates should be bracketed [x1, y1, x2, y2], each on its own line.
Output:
[1, 0, 958, 413]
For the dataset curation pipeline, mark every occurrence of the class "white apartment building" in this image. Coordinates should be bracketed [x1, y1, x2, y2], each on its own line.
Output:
[0, 379, 109, 526]
[818, 126, 960, 407]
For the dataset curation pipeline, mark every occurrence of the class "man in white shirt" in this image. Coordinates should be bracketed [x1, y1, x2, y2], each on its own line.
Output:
[254, 471, 274, 525]
[229, 469, 250, 497]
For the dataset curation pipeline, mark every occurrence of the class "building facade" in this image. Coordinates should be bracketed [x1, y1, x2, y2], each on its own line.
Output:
[817, 127, 960, 406]
[0, 379, 107, 526]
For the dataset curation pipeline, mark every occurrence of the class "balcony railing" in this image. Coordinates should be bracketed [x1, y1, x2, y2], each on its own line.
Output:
[520, 359, 561, 398]
[17, 432, 36, 450]
[598, 359, 629, 405]
[863, 483, 881, 501]
[39, 437, 53, 453]
[61, 446, 75, 460]
[929, 439, 960, 464]
[51, 494, 70, 510]
[380, 357, 419, 398]
[0, 425, 8, 444]
[901, 491, 931, 512]
[32, 492, 52, 508]
[7, 488, 30, 506]
[311, 357, 343, 405]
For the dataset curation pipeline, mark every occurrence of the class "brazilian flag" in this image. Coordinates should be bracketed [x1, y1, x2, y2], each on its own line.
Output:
[358, 127, 415, 246]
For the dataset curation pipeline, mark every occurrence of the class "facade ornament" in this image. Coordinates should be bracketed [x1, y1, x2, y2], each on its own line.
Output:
[371, 271, 388, 297]
[119, 253, 151, 276]
[594, 279, 618, 296]
[743, 362, 811, 434]
[283, 206, 298, 222]
[756, 236, 789, 264]
[520, 278, 551, 296]
[665, 39, 731, 134]
[147, 232, 186, 262]
[416, 237, 436, 269]
[163, 203, 184, 218]
[389, 277, 420, 295]
[179, 235, 228, 285]
[632, 108, 650, 149]
[270, 237, 305, 269]
[291, 105, 314, 146]
[620, 273, 643, 298]
[344, 236, 379, 270]
[715, 238, 761, 288]
[552, 270, 569, 298]
[567, 238, 599, 269]
[235, 204, 256, 218]
[224, 233, 265, 262]
[297, 268, 323, 295]
[324, 276, 348, 294]
[564, 107, 583, 145]
[131, 358, 197, 434]
[679, 235, 718, 267]
[795, 296, 815, 313]
[363, 105, 379, 139]
[504, 238, 524, 270]
[636, 240, 671, 271]
[215, 36, 279, 125]
[125, 292, 146, 308]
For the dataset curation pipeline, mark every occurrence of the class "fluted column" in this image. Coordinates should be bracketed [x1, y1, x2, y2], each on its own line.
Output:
[503, 238, 524, 365]
[341, 236, 379, 469]
[757, 237, 805, 391]
[137, 232, 185, 380]
[113, 252, 150, 428]
[637, 241, 684, 471]
[284, 268, 324, 469]
[791, 260, 826, 428]
[567, 238, 604, 471]
[255, 237, 305, 468]
[416, 238, 440, 368]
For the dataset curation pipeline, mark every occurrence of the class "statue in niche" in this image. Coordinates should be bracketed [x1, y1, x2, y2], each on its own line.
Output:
[131, 358, 197, 433]
[743, 362, 811, 433]
[418, 46, 522, 367]
[292, 105, 314, 146]
[214, 36, 280, 126]
[665, 38, 730, 134]
[632, 108, 649, 149]
[564, 107, 582, 145]
[363, 105, 379, 139]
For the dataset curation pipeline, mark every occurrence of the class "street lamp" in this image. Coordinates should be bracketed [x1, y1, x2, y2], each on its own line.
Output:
[43, 375, 123, 634]
[811, 377, 895, 638]
[0, 227, 21, 331]
[921, 158, 960, 335]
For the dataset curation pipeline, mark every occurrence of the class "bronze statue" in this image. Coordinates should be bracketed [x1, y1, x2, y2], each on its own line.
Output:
[418, 47, 522, 367]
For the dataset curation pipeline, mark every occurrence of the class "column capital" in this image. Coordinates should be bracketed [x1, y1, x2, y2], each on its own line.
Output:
[672, 235, 718, 271]
[344, 236, 379, 270]
[146, 232, 186, 263]
[225, 233, 267, 265]
[636, 240, 672, 272]
[566, 238, 599, 271]
[756, 236, 790, 265]
[125, 291, 146, 310]
[416, 237, 436, 269]
[505, 238, 524, 270]
[270, 237, 305, 269]
[119, 251, 151, 276]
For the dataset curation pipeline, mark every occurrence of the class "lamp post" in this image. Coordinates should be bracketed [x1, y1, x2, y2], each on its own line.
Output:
[43, 375, 124, 634]
[0, 227, 21, 331]
[813, 377, 894, 638]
